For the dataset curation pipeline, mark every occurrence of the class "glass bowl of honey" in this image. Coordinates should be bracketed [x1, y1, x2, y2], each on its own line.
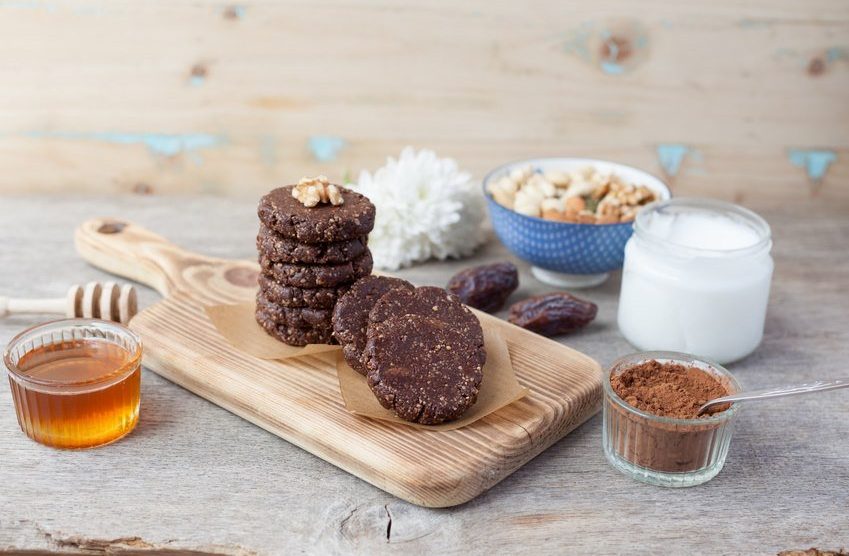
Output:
[4, 318, 142, 449]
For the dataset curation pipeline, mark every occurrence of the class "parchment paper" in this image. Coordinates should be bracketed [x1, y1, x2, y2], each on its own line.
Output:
[335, 327, 528, 431]
[204, 302, 341, 359]
[205, 301, 527, 431]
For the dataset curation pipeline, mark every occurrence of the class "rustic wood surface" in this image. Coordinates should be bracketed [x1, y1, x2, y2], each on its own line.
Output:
[72, 217, 602, 508]
[0, 1, 847, 201]
[1, 196, 847, 554]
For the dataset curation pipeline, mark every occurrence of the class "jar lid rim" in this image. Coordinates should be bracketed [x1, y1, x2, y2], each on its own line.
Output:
[634, 197, 772, 258]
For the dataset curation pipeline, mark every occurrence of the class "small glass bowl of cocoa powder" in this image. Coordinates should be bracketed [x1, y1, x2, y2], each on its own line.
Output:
[603, 351, 742, 487]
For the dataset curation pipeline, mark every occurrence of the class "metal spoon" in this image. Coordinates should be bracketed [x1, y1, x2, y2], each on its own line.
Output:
[697, 379, 849, 416]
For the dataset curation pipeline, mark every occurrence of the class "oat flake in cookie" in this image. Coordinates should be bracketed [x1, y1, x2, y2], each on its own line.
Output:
[332, 276, 414, 375]
[258, 182, 376, 244]
[364, 314, 485, 425]
[259, 249, 373, 288]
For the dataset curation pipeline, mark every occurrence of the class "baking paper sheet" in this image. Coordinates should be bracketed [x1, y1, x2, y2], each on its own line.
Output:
[204, 302, 341, 359]
[205, 301, 528, 430]
[335, 327, 528, 431]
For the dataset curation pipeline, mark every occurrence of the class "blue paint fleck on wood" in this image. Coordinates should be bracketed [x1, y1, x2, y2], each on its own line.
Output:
[600, 61, 624, 75]
[656, 144, 692, 176]
[788, 149, 836, 182]
[0, 1, 56, 11]
[566, 21, 649, 75]
[825, 47, 847, 63]
[599, 35, 626, 76]
[22, 130, 226, 157]
[562, 22, 594, 61]
[308, 136, 346, 162]
[189, 75, 206, 87]
[1, 0, 103, 13]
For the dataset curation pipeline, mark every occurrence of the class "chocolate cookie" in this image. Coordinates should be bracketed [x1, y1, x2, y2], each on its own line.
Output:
[368, 286, 484, 347]
[257, 225, 368, 264]
[331, 276, 414, 375]
[256, 291, 333, 328]
[259, 249, 373, 288]
[363, 314, 485, 425]
[258, 185, 376, 243]
[255, 307, 336, 346]
[258, 274, 349, 309]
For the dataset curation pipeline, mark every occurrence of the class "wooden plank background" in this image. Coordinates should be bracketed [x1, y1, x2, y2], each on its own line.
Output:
[0, 0, 847, 203]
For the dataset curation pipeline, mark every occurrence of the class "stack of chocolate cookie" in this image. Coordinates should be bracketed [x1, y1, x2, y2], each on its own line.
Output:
[255, 179, 375, 346]
[333, 280, 486, 425]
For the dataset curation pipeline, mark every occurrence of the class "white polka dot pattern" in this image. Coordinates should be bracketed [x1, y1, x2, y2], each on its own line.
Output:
[486, 197, 634, 274]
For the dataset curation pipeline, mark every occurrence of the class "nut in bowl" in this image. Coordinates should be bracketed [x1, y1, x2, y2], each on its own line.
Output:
[483, 158, 671, 288]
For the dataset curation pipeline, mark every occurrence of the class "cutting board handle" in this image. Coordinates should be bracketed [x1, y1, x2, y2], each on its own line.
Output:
[75, 218, 212, 297]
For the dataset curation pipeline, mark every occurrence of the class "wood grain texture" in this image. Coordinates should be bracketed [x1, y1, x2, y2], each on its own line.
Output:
[73, 217, 602, 508]
[1, 197, 847, 554]
[0, 1, 847, 201]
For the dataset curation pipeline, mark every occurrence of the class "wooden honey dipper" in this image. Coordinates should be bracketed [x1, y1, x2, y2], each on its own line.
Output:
[0, 282, 138, 324]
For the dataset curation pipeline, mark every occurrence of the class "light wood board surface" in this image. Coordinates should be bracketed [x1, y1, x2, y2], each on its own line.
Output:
[0, 1, 847, 202]
[1, 196, 848, 554]
[72, 217, 602, 508]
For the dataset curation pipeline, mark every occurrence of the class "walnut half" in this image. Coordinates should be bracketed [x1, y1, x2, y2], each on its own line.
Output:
[291, 175, 344, 207]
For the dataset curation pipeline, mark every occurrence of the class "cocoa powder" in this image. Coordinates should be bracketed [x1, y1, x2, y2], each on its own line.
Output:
[605, 359, 738, 473]
[610, 359, 730, 419]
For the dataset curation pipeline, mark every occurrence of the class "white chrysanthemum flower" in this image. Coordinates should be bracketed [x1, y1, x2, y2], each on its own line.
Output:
[349, 147, 486, 271]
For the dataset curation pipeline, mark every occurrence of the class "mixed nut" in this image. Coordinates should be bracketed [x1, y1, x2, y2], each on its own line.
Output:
[487, 165, 658, 224]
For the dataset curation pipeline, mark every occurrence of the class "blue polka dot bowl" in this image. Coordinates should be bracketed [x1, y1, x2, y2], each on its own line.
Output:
[484, 158, 671, 288]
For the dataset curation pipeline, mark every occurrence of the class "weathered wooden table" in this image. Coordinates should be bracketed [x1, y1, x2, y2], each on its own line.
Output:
[1, 197, 847, 555]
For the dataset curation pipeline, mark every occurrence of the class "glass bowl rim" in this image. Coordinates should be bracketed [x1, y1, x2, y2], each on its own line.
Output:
[3, 317, 142, 389]
[603, 350, 742, 426]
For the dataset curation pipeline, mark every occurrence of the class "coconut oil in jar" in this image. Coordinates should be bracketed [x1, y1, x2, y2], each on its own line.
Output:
[617, 198, 773, 364]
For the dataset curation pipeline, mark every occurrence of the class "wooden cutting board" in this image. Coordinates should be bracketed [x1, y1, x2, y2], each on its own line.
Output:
[75, 217, 602, 508]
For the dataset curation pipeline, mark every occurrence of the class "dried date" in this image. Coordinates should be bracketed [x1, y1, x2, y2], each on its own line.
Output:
[446, 261, 519, 313]
[508, 292, 597, 336]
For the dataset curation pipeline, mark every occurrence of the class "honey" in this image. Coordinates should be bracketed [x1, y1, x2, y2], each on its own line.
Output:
[4, 319, 142, 449]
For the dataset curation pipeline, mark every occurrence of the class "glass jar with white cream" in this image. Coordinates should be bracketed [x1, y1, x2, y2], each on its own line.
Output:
[617, 198, 773, 364]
